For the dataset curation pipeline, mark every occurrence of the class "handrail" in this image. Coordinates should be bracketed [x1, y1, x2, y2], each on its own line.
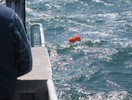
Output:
[31, 23, 45, 47]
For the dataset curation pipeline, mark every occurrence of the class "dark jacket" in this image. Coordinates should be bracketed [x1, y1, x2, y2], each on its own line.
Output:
[0, 5, 32, 99]
[0, 5, 17, 99]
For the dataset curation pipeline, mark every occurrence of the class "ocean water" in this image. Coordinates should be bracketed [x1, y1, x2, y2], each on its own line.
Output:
[26, 0, 132, 100]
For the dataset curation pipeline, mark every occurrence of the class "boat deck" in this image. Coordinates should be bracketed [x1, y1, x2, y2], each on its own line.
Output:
[12, 47, 56, 100]
[18, 47, 52, 80]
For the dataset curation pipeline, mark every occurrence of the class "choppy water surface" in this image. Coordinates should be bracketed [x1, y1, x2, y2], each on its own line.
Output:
[26, 0, 132, 99]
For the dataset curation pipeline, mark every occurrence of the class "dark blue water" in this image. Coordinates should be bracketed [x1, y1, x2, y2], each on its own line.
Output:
[26, 0, 132, 99]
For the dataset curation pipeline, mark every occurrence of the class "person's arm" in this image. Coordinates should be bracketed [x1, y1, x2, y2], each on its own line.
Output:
[14, 13, 32, 77]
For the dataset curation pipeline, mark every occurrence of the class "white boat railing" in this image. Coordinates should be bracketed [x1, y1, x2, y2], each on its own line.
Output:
[30, 23, 45, 47]
[30, 23, 58, 100]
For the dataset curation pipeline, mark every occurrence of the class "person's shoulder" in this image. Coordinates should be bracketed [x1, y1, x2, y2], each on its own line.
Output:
[0, 4, 15, 19]
[0, 4, 15, 13]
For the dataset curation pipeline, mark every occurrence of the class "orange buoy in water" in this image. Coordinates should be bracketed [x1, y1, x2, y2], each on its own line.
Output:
[69, 38, 76, 43]
[74, 35, 81, 41]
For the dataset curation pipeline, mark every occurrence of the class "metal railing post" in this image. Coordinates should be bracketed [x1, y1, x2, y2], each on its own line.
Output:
[30, 23, 45, 47]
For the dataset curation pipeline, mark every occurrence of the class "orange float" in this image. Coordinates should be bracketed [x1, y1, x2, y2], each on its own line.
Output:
[69, 38, 76, 43]
[74, 35, 81, 41]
